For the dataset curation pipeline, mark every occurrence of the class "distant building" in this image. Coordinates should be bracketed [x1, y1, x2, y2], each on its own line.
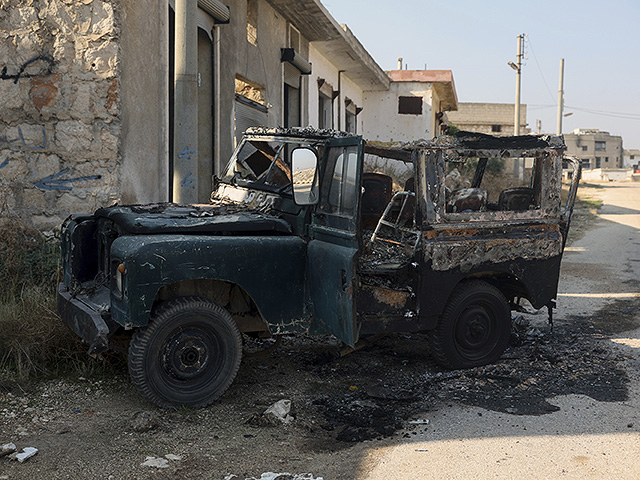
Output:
[564, 129, 623, 169]
[362, 70, 458, 143]
[446, 102, 529, 136]
[623, 149, 640, 170]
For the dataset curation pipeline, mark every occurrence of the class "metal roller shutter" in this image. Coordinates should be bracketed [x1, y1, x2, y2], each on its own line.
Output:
[234, 96, 268, 147]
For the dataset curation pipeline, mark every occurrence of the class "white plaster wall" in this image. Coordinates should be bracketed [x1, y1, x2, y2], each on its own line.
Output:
[308, 45, 365, 132]
[362, 82, 433, 143]
[308, 45, 338, 129]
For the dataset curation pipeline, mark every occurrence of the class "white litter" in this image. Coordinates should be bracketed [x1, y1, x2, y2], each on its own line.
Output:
[408, 419, 430, 425]
[263, 399, 294, 425]
[141, 456, 169, 468]
[12, 447, 38, 463]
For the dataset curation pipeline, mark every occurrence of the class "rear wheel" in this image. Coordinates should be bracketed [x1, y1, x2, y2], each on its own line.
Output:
[429, 280, 511, 369]
[128, 297, 242, 409]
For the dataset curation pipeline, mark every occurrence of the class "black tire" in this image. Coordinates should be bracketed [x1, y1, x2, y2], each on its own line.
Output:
[429, 280, 511, 369]
[128, 296, 242, 409]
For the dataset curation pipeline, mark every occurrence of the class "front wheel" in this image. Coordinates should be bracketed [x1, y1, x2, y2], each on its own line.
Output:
[128, 297, 242, 409]
[429, 280, 511, 369]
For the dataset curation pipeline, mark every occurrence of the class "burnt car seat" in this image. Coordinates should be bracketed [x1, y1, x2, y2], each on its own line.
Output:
[447, 188, 487, 213]
[498, 187, 536, 211]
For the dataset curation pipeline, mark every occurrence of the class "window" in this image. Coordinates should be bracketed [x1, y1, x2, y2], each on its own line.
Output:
[631, 155, 635, 160]
[605, 157, 609, 163]
[595, 141, 606, 151]
[398, 96, 422, 115]
[346, 111, 357, 133]
[581, 145, 588, 152]
[328, 147, 358, 216]
[581, 158, 591, 168]
[318, 93, 332, 129]
[284, 83, 300, 127]
[595, 157, 601, 168]
[246, 0, 257, 46]
[345, 97, 357, 133]
[317, 78, 334, 129]
[491, 125, 502, 133]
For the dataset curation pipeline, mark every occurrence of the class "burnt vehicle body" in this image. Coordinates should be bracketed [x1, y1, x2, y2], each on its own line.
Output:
[58, 127, 581, 408]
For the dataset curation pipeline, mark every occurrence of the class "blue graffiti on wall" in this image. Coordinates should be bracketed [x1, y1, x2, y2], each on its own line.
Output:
[0, 125, 47, 150]
[180, 171, 197, 189]
[178, 146, 197, 160]
[0, 158, 8, 169]
[34, 168, 102, 191]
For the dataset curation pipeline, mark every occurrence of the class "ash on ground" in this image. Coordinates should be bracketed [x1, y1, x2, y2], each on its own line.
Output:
[297, 300, 634, 443]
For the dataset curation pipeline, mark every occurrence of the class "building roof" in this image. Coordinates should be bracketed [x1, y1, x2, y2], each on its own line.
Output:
[387, 70, 458, 111]
[267, 0, 389, 90]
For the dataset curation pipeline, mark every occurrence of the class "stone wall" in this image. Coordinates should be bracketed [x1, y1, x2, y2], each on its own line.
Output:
[446, 102, 529, 136]
[0, 0, 121, 231]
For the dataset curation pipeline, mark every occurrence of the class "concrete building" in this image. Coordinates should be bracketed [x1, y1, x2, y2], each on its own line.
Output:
[623, 149, 640, 170]
[362, 70, 458, 143]
[0, 0, 457, 230]
[564, 129, 623, 169]
[307, 24, 389, 133]
[446, 102, 529, 136]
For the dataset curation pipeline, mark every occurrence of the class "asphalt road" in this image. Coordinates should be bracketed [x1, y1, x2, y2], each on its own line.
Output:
[351, 181, 640, 479]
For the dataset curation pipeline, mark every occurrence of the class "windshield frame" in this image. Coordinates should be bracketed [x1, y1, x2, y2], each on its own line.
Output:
[220, 135, 326, 194]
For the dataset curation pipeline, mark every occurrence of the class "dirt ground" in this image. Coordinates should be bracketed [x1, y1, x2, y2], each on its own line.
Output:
[1, 182, 639, 480]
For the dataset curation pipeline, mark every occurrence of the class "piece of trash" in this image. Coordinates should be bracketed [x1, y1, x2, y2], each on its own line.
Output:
[141, 456, 169, 468]
[165, 453, 182, 461]
[0, 443, 16, 457]
[415, 448, 428, 452]
[9, 447, 38, 463]
[408, 419, 430, 425]
[348, 385, 358, 392]
[262, 399, 294, 425]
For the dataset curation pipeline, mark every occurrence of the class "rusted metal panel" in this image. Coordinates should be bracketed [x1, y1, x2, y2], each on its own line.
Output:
[357, 284, 412, 313]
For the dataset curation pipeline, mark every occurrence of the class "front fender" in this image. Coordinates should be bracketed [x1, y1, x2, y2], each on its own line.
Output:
[110, 235, 307, 328]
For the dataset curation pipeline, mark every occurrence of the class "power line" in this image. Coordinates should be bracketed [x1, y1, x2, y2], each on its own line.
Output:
[526, 36, 556, 105]
[565, 105, 640, 120]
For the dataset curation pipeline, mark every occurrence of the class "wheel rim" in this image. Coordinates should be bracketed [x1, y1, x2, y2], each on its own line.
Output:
[454, 302, 498, 361]
[160, 324, 223, 391]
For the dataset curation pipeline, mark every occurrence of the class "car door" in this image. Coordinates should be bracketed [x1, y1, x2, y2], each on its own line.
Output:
[306, 136, 363, 347]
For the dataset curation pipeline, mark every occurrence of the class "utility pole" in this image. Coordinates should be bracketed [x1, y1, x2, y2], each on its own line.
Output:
[173, 0, 198, 204]
[513, 34, 524, 136]
[556, 58, 565, 135]
[537, 119, 542, 134]
[508, 33, 525, 179]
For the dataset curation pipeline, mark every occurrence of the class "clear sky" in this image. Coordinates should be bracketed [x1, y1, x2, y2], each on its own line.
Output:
[323, 0, 640, 149]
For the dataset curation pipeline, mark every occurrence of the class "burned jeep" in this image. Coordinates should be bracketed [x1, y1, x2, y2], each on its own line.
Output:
[58, 128, 581, 408]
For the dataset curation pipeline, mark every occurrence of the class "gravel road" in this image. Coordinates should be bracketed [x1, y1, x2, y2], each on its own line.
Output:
[1, 182, 638, 480]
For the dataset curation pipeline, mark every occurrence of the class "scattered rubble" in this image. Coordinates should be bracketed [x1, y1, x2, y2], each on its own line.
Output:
[0, 443, 16, 457]
[129, 410, 159, 433]
[225, 473, 323, 480]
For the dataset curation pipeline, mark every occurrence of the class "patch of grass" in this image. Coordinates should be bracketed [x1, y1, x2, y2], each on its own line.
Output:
[0, 217, 116, 380]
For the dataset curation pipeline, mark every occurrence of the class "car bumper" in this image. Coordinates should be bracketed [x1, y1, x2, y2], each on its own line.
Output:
[57, 283, 116, 357]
